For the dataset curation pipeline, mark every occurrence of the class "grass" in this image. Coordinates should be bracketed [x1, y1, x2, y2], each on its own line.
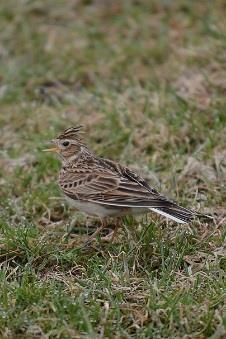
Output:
[0, 0, 225, 337]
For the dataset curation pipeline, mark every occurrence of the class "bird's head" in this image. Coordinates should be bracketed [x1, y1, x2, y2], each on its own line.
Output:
[43, 126, 85, 162]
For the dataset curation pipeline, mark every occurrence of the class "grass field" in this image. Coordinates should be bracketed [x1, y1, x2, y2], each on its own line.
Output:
[0, 1, 225, 338]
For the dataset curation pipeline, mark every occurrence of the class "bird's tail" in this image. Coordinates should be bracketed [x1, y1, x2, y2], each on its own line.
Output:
[149, 203, 212, 224]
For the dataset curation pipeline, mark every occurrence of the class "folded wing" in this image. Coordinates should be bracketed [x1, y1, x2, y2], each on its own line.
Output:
[61, 168, 200, 224]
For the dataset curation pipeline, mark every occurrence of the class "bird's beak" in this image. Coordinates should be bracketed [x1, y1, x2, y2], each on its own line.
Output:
[42, 147, 59, 153]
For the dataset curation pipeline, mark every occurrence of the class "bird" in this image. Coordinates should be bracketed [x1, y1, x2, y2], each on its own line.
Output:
[43, 126, 211, 242]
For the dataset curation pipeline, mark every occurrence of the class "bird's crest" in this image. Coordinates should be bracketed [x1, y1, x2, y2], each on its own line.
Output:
[57, 126, 84, 140]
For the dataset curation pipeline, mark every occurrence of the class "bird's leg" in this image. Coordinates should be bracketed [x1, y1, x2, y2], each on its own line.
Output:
[84, 218, 107, 245]
[111, 217, 121, 241]
[101, 217, 122, 243]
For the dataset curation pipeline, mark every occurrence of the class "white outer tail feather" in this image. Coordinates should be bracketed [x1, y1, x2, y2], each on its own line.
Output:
[150, 208, 187, 224]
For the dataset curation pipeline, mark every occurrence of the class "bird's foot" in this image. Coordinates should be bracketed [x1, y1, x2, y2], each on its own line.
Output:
[100, 229, 116, 243]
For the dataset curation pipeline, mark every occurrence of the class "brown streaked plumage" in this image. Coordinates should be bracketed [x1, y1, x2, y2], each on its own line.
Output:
[43, 126, 212, 241]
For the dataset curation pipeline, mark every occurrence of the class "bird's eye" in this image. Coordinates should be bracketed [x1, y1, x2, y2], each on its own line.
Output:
[62, 140, 70, 147]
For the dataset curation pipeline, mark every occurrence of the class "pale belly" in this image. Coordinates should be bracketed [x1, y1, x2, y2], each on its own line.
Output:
[66, 197, 148, 218]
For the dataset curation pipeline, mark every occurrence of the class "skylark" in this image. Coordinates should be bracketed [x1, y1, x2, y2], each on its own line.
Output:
[44, 126, 211, 242]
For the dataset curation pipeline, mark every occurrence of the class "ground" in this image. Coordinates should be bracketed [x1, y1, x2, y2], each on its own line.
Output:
[0, 1, 225, 338]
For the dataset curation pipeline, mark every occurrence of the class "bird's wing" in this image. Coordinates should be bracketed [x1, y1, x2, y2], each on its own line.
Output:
[59, 156, 209, 223]
[60, 165, 167, 207]
[60, 169, 120, 197]
[60, 161, 201, 224]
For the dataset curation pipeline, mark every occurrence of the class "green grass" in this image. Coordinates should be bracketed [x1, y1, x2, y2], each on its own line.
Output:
[0, 0, 225, 337]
